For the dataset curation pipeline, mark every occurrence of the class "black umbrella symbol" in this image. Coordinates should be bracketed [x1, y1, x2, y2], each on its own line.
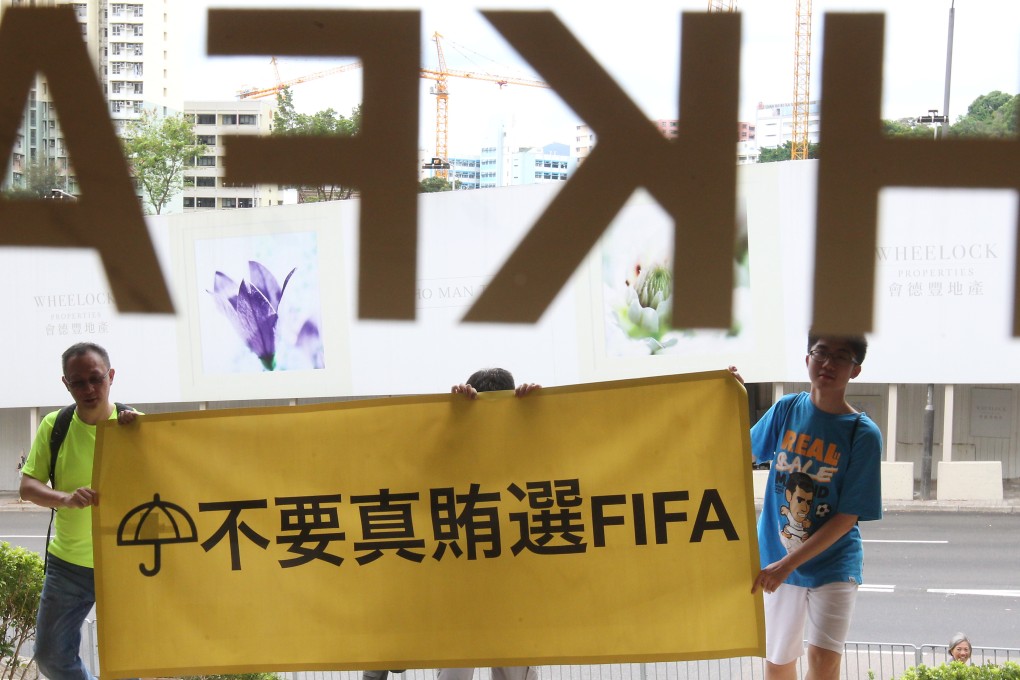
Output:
[117, 494, 198, 576]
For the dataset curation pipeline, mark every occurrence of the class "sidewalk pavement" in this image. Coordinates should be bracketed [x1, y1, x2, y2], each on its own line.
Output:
[2, 485, 1019, 513]
[878, 478, 1020, 514]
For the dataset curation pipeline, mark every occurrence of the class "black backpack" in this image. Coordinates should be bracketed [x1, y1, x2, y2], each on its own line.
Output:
[43, 402, 132, 569]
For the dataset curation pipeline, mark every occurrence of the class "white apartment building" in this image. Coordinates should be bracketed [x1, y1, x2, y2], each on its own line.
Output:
[448, 157, 480, 189]
[754, 100, 821, 149]
[182, 100, 282, 211]
[479, 143, 572, 189]
[572, 123, 595, 166]
[479, 121, 514, 189]
[0, 0, 181, 194]
[737, 141, 760, 165]
[510, 143, 573, 186]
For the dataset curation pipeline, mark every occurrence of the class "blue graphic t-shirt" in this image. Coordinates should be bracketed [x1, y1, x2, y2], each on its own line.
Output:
[751, 392, 883, 588]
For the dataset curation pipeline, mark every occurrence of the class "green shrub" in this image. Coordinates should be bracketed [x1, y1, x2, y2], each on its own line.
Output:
[897, 661, 1020, 679]
[0, 542, 45, 680]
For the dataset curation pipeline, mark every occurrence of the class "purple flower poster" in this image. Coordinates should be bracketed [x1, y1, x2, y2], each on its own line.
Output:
[197, 233, 323, 374]
[171, 206, 350, 400]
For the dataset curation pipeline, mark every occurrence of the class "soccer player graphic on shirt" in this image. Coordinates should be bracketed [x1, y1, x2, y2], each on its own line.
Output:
[779, 472, 815, 553]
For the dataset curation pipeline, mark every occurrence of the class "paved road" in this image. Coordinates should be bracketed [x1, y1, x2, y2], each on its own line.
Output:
[851, 512, 1020, 648]
[3, 510, 1019, 654]
[0, 510, 49, 555]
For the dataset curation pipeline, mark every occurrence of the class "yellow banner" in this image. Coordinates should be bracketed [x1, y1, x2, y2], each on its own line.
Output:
[93, 371, 764, 678]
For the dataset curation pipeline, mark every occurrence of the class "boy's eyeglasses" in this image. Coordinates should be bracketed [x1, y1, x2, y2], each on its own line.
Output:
[807, 349, 859, 366]
[65, 369, 111, 392]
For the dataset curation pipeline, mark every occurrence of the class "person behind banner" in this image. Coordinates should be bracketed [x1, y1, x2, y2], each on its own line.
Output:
[440, 367, 540, 680]
[363, 670, 405, 680]
[733, 332, 883, 680]
[19, 343, 139, 680]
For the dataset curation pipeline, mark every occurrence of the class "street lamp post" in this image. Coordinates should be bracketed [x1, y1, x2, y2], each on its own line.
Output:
[921, 385, 935, 500]
[916, 109, 947, 140]
[910, 109, 944, 499]
[915, 2, 955, 501]
[942, 1, 955, 139]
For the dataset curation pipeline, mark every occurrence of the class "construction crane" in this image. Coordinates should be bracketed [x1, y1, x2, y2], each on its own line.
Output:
[424, 32, 549, 178]
[709, 0, 813, 161]
[237, 33, 549, 180]
[791, 0, 813, 160]
[237, 60, 364, 100]
[429, 32, 451, 178]
[271, 56, 282, 87]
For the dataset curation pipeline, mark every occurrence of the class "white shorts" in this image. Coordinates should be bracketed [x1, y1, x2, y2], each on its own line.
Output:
[764, 582, 859, 665]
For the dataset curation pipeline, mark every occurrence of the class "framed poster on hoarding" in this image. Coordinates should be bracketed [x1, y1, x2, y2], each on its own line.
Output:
[170, 204, 351, 401]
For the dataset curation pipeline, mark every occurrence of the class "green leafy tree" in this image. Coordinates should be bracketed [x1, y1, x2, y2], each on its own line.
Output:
[884, 92, 1018, 140]
[122, 110, 206, 214]
[1, 159, 66, 199]
[883, 117, 938, 139]
[419, 176, 454, 193]
[949, 90, 1018, 138]
[272, 87, 361, 202]
[757, 140, 820, 163]
[0, 542, 44, 680]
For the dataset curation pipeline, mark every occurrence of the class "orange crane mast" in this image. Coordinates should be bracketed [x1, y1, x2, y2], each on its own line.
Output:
[791, 0, 813, 160]
[430, 32, 451, 177]
[709, 0, 813, 162]
[424, 32, 549, 178]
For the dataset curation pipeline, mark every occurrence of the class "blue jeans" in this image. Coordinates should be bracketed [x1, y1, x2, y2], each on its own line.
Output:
[34, 554, 95, 680]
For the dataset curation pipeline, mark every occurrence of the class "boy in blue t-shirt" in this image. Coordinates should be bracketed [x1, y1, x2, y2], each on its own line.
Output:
[736, 333, 883, 680]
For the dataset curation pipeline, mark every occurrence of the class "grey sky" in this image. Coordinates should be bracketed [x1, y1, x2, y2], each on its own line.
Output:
[183, 1, 1020, 154]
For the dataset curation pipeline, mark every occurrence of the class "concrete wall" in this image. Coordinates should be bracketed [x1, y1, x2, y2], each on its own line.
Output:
[3, 384, 1017, 495]
[937, 461, 1003, 501]
[752, 463, 915, 502]
[758, 382, 1016, 501]
[778, 382, 1020, 482]
[892, 384, 1019, 480]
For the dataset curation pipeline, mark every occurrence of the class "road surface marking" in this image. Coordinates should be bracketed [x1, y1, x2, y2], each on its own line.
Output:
[863, 540, 948, 544]
[928, 589, 1020, 597]
[860, 584, 895, 593]
[0, 535, 46, 539]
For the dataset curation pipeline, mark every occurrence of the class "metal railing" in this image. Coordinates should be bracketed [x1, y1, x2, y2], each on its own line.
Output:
[841, 643, 927, 680]
[287, 650, 1020, 680]
[919, 644, 1020, 669]
[76, 623, 1020, 680]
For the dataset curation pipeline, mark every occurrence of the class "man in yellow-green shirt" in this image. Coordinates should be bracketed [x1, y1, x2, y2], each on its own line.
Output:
[20, 343, 138, 680]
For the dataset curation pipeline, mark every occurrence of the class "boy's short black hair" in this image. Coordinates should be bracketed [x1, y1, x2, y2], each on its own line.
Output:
[465, 368, 515, 393]
[807, 331, 868, 365]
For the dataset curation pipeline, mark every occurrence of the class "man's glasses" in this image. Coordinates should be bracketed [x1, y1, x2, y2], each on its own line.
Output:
[807, 349, 859, 366]
[65, 369, 110, 392]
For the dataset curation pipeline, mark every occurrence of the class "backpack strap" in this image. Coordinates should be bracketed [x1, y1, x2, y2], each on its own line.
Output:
[43, 402, 132, 571]
[48, 402, 133, 487]
[48, 405, 77, 487]
[850, 412, 863, 449]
